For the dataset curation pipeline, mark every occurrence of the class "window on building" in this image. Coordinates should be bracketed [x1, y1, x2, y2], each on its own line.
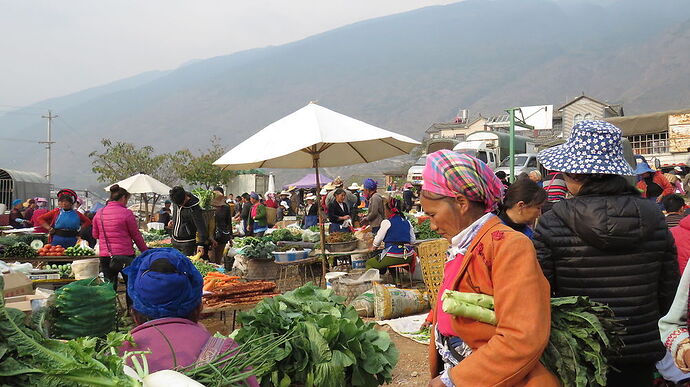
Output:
[628, 132, 669, 154]
[455, 134, 466, 141]
[527, 157, 538, 168]
[584, 113, 592, 120]
[574, 114, 583, 123]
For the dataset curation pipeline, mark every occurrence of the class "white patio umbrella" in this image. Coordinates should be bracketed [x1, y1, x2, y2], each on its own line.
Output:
[105, 173, 171, 221]
[267, 173, 276, 194]
[214, 102, 420, 277]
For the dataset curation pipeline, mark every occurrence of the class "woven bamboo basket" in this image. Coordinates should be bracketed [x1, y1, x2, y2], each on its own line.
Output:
[417, 239, 450, 309]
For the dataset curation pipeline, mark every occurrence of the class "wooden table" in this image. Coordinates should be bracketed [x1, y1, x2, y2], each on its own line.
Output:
[276, 257, 321, 289]
[204, 302, 260, 330]
[32, 278, 77, 289]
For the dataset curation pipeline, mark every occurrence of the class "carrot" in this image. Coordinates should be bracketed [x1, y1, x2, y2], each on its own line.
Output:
[203, 281, 216, 292]
[206, 272, 227, 277]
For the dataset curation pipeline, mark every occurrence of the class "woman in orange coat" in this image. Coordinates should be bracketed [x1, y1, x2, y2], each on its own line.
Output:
[421, 150, 557, 387]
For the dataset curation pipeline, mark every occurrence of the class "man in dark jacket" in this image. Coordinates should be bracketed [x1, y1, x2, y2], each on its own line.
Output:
[169, 186, 208, 256]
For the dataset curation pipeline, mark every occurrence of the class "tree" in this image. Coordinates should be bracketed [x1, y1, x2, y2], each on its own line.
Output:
[89, 139, 178, 221]
[173, 136, 236, 189]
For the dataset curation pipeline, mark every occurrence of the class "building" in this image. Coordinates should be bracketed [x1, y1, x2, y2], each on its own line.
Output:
[558, 94, 624, 137]
[425, 111, 487, 141]
[606, 108, 690, 167]
[0, 168, 50, 210]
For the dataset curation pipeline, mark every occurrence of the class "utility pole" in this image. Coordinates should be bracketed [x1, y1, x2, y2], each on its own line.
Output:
[39, 110, 57, 185]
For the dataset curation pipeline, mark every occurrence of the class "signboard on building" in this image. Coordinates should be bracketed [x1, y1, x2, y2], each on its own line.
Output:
[669, 113, 690, 153]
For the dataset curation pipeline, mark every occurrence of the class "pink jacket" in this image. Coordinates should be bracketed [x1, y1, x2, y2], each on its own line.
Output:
[92, 201, 148, 257]
[120, 318, 259, 386]
[671, 216, 690, 274]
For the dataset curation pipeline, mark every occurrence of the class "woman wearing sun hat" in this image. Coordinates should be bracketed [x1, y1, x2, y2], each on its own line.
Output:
[533, 120, 679, 386]
[635, 161, 674, 207]
[302, 193, 319, 229]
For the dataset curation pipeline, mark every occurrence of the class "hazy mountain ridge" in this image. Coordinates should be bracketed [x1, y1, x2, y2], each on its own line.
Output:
[1, 0, 689, 190]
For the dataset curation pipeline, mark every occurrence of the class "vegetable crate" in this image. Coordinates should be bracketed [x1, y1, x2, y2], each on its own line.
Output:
[417, 239, 449, 309]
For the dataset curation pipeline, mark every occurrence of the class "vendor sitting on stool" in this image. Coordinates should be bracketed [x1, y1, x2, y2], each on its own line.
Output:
[38, 189, 91, 248]
[119, 248, 259, 385]
[366, 197, 416, 274]
[328, 188, 352, 233]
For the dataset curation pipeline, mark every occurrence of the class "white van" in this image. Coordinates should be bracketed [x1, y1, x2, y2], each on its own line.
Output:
[494, 153, 539, 178]
[406, 155, 427, 185]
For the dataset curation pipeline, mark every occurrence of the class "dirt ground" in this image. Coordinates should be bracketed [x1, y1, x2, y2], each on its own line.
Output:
[200, 315, 430, 386]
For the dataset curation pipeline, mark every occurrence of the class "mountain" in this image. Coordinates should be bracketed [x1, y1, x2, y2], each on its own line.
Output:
[1, 0, 689, 190]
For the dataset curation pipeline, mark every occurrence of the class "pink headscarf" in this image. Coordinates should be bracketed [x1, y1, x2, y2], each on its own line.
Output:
[422, 150, 504, 212]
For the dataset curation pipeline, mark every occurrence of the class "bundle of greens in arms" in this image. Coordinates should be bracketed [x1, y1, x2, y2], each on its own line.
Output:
[441, 290, 624, 387]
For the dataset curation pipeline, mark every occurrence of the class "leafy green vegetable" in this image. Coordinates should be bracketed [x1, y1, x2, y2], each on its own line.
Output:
[236, 283, 398, 387]
[191, 189, 214, 210]
[3, 242, 37, 258]
[52, 278, 117, 340]
[0, 276, 138, 386]
[234, 237, 276, 260]
[442, 291, 624, 387]
[415, 219, 441, 240]
[192, 260, 219, 277]
[270, 229, 302, 243]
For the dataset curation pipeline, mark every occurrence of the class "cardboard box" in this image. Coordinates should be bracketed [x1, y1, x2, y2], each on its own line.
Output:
[2, 272, 33, 297]
[5, 294, 47, 313]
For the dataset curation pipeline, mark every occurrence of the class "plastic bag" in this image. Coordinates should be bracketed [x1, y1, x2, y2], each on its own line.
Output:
[301, 229, 320, 243]
[52, 277, 117, 339]
[350, 290, 375, 317]
[71, 258, 100, 280]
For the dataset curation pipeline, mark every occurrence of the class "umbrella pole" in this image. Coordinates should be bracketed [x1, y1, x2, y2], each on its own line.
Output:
[313, 155, 328, 287]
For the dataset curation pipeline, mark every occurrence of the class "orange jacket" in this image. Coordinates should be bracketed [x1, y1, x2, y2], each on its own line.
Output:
[636, 171, 674, 198]
[429, 217, 558, 386]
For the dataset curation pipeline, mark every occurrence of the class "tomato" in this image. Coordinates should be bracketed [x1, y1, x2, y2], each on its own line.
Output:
[44, 244, 52, 249]
[38, 252, 45, 256]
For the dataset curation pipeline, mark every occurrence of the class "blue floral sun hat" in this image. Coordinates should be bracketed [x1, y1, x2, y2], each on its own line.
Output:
[538, 120, 635, 176]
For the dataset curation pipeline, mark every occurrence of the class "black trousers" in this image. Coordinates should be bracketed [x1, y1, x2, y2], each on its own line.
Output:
[100, 255, 134, 307]
[172, 240, 197, 256]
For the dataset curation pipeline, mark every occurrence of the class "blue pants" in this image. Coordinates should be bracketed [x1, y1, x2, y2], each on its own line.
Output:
[304, 215, 318, 229]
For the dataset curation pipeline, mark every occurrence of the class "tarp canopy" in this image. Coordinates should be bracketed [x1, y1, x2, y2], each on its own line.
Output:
[284, 173, 333, 189]
[105, 173, 171, 195]
[605, 108, 690, 136]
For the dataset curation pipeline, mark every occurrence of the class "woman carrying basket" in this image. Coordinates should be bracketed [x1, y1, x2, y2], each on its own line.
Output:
[421, 150, 557, 386]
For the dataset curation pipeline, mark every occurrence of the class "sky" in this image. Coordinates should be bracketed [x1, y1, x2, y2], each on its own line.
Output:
[0, 0, 458, 108]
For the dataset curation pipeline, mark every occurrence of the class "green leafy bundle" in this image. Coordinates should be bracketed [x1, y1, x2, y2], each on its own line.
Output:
[192, 188, 214, 210]
[415, 219, 441, 240]
[235, 283, 399, 387]
[543, 296, 624, 387]
[270, 229, 302, 243]
[52, 278, 117, 340]
[234, 237, 276, 260]
[0, 276, 138, 386]
[192, 259, 219, 277]
[141, 232, 168, 243]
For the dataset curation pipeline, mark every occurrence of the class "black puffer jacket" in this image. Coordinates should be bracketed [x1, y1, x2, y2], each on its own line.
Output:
[533, 193, 679, 364]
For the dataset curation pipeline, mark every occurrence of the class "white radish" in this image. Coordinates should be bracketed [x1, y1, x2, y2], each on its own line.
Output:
[143, 370, 206, 387]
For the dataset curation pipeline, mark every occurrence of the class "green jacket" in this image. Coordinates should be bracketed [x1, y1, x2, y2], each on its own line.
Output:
[251, 204, 267, 228]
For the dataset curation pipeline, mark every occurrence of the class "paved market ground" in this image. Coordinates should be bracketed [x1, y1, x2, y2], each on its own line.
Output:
[201, 316, 431, 386]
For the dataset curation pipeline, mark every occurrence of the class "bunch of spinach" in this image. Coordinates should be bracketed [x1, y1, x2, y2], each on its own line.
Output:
[0, 276, 138, 386]
[235, 283, 398, 387]
[234, 237, 276, 260]
[415, 219, 441, 240]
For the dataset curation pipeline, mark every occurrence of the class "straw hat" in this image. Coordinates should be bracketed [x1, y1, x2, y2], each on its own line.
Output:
[333, 176, 344, 187]
[287, 185, 297, 192]
[320, 188, 328, 196]
[305, 194, 317, 201]
[323, 182, 337, 191]
[279, 190, 292, 197]
[347, 183, 361, 191]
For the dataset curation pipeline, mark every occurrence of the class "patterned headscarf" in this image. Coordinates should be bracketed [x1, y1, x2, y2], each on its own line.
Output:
[422, 149, 504, 213]
[363, 178, 378, 190]
[387, 197, 402, 218]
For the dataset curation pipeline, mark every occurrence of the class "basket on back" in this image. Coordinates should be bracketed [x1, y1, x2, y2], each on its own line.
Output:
[418, 239, 449, 309]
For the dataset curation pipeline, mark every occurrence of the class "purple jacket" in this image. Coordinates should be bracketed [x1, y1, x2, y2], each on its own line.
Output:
[120, 318, 259, 386]
[92, 201, 148, 257]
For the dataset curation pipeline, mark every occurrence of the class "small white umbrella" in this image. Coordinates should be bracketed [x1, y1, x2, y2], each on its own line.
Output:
[214, 102, 420, 278]
[267, 173, 276, 194]
[105, 173, 171, 195]
[105, 173, 171, 221]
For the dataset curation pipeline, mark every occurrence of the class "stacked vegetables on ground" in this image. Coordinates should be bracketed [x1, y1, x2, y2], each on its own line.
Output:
[203, 276, 279, 309]
[3, 242, 38, 258]
[0, 276, 284, 386]
[235, 283, 399, 387]
[442, 291, 624, 387]
[64, 245, 95, 257]
[36, 244, 65, 257]
[45, 264, 73, 279]
[51, 278, 117, 339]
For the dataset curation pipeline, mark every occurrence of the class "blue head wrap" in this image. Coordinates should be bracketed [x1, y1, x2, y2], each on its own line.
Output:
[123, 248, 203, 319]
[363, 178, 378, 190]
[250, 192, 260, 200]
[11, 199, 22, 207]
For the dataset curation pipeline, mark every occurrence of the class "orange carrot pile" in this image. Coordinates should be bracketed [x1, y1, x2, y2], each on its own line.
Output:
[202, 272, 241, 292]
